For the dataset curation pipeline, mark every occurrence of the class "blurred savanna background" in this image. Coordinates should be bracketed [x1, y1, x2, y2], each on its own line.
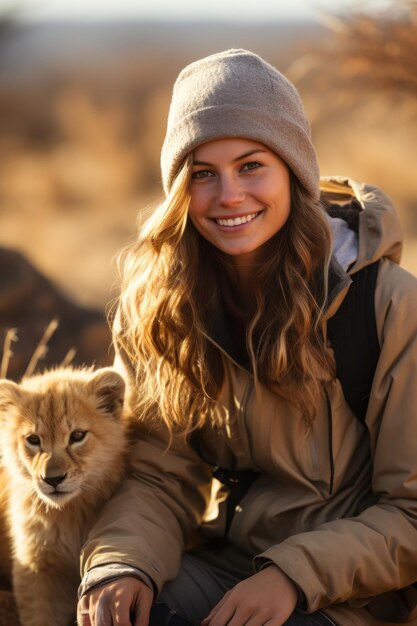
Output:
[0, 0, 417, 380]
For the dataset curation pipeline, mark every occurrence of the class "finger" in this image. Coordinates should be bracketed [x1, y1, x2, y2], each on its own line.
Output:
[77, 607, 92, 626]
[202, 604, 236, 626]
[242, 614, 274, 626]
[95, 602, 113, 626]
[111, 602, 134, 626]
[77, 594, 110, 626]
[242, 611, 288, 626]
[222, 606, 257, 626]
[228, 617, 258, 626]
[201, 591, 231, 625]
[201, 606, 219, 625]
[133, 592, 153, 626]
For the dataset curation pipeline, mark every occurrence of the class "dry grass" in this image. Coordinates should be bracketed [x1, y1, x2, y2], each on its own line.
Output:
[0, 328, 17, 379]
[0, 319, 79, 381]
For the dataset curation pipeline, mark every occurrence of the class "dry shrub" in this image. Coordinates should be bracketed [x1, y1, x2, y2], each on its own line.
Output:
[291, 0, 417, 104]
[286, 0, 417, 277]
[329, 0, 417, 98]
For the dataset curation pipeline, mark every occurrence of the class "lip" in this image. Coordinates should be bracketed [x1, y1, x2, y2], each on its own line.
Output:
[40, 486, 69, 497]
[43, 490, 68, 500]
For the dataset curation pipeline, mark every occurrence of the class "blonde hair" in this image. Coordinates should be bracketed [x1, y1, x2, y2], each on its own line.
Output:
[115, 156, 334, 436]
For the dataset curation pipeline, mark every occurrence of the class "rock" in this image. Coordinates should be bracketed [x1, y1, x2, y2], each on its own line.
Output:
[0, 247, 113, 380]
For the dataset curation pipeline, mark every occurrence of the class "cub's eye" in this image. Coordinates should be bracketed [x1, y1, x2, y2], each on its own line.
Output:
[69, 430, 87, 445]
[26, 434, 41, 447]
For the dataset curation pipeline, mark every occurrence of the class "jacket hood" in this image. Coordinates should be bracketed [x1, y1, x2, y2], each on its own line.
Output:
[320, 176, 403, 272]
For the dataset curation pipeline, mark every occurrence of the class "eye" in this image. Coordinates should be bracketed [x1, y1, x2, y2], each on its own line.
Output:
[69, 430, 87, 445]
[191, 169, 213, 180]
[26, 434, 41, 447]
[241, 161, 261, 172]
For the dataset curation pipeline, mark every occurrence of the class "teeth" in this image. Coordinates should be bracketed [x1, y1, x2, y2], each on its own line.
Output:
[215, 212, 259, 227]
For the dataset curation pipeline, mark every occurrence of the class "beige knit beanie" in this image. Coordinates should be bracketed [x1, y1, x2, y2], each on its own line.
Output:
[161, 48, 320, 200]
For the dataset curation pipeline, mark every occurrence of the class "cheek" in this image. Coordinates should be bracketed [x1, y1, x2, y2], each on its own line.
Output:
[265, 178, 291, 221]
[187, 215, 214, 248]
[281, 194, 291, 222]
[189, 187, 210, 219]
[187, 205, 210, 240]
[75, 439, 94, 465]
[16, 440, 38, 475]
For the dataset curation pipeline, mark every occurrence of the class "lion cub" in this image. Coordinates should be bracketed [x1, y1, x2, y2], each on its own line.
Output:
[0, 367, 127, 626]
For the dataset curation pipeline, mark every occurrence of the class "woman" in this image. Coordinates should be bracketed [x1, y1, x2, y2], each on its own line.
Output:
[77, 49, 417, 626]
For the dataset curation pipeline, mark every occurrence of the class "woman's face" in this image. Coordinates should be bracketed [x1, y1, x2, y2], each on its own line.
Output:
[189, 137, 291, 268]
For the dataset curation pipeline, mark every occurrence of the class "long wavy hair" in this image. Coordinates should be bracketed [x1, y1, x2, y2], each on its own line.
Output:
[115, 154, 334, 436]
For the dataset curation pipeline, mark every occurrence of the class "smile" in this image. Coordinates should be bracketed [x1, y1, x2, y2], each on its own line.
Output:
[214, 212, 261, 227]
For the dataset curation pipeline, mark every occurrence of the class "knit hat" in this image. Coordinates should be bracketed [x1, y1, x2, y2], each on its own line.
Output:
[161, 48, 320, 200]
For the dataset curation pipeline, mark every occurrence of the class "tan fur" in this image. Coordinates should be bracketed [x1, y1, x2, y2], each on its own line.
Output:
[0, 367, 127, 626]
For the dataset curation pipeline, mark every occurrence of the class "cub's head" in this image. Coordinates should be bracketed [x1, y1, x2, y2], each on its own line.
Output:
[0, 367, 126, 510]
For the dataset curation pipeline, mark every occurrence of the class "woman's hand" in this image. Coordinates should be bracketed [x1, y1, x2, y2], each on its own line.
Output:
[77, 576, 154, 626]
[201, 565, 298, 626]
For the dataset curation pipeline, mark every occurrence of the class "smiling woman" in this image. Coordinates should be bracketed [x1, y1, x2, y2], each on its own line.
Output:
[189, 139, 291, 268]
[77, 49, 417, 626]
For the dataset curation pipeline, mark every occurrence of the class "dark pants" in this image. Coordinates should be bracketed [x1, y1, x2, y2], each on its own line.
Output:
[150, 603, 335, 625]
[149, 546, 336, 626]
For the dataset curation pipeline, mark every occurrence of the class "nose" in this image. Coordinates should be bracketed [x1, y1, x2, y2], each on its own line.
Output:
[218, 174, 245, 208]
[42, 474, 67, 489]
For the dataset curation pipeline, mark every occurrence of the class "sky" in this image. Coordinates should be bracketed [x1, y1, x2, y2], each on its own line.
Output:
[5, 0, 391, 22]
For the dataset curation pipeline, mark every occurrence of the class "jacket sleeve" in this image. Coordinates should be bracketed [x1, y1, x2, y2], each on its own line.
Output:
[80, 347, 213, 592]
[254, 258, 417, 611]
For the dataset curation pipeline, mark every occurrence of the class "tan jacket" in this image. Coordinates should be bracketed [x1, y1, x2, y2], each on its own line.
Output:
[81, 179, 417, 625]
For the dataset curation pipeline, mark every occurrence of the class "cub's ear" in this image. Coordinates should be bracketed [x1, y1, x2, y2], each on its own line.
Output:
[88, 368, 125, 419]
[0, 379, 22, 405]
[0, 379, 22, 419]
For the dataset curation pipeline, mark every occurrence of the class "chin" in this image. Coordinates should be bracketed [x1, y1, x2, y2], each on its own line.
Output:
[37, 488, 79, 509]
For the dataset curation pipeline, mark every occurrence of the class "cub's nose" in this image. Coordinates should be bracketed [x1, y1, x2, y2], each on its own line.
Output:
[42, 474, 67, 489]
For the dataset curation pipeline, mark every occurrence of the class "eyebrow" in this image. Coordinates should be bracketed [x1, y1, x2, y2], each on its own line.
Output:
[193, 148, 267, 166]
